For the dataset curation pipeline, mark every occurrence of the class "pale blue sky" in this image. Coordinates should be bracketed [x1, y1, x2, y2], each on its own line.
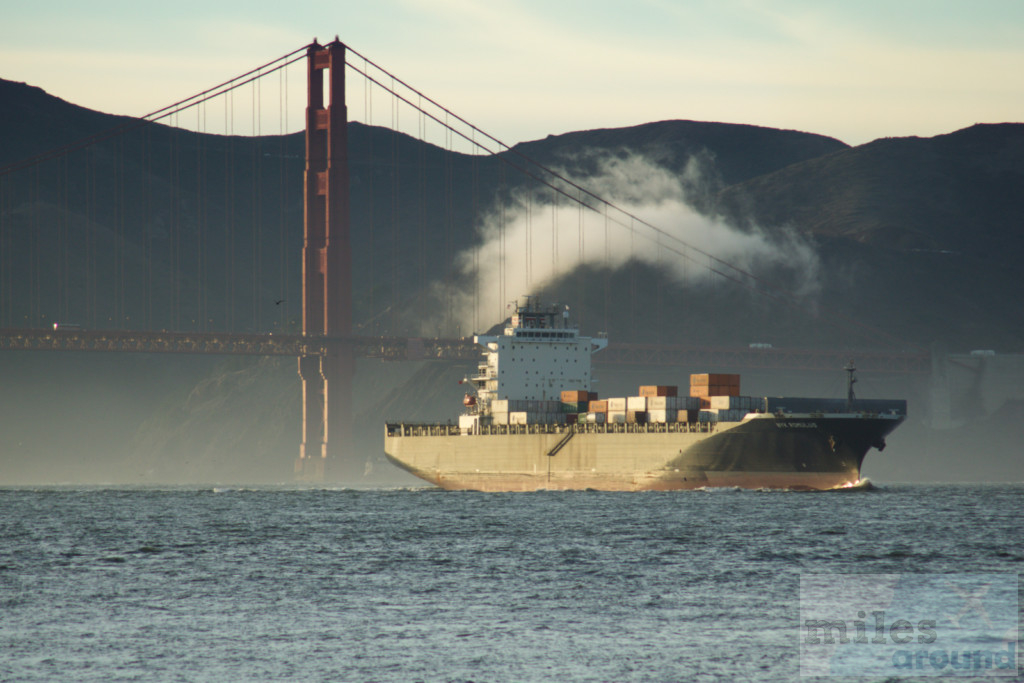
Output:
[3, 0, 1022, 146]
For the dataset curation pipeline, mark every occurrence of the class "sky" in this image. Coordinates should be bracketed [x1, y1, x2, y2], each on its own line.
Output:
[2, 0, 1023, 148]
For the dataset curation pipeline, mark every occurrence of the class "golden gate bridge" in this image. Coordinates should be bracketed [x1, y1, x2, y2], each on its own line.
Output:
[0, 39, 929, 480]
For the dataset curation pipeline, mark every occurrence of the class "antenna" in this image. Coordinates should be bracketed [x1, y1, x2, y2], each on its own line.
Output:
[844, 359, 858, 410]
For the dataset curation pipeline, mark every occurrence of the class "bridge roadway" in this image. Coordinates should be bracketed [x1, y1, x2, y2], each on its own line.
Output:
[0, 328, 930, 373]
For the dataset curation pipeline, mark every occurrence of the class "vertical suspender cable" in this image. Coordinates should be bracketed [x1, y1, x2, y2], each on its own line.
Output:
[444, 113, 453, 334]
[227, 90, 235, 331]
[525, 185, 532, 292]
[116, 132, 124, 326]
[551, 186, 557, 277]
[604, 204, 610, 333]
[366, 64, 375, 333]
[84, 151, 93, 326]
[656, 233, 663, 341]
[471, 131, 479, 334]
[390, 78, 399, 335]
[144, 123, 152, 329]
[577, 189, 584, 328]
[29, 164, 38, 325]
[278, 66, 287, 331]
[417, 100, 426, 322]
[197, 100, 206, 331]
[0, 175, 7, 325]
[499, 163, 506, 322]
[57, 156, 66, 323]
[252, 77, 260, 332]
[629, 216, 636, 337]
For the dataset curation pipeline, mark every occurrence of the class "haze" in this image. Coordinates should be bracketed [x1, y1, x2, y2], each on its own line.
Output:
[3, 1, 1024, 146]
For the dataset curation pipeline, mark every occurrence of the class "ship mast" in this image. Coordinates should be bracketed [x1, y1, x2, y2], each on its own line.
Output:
[844, 360, 857, 410]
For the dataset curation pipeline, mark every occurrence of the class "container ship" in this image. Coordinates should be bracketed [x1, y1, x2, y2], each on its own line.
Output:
[384, 299, 906, 491]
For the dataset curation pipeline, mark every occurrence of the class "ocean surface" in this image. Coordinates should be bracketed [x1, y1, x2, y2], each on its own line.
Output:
[1, 484, 1021, 682]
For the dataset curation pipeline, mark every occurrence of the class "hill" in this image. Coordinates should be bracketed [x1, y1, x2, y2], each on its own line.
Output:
[2, 78, 1023, 484]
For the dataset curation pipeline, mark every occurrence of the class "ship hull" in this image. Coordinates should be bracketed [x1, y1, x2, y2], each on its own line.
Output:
[384, 414, 903, 492]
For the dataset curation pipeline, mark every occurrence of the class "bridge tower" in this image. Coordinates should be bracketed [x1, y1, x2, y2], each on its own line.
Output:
[295, 39, 356, 480]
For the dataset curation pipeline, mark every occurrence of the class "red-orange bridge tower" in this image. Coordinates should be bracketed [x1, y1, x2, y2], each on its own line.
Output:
[296, 39, 354, 480]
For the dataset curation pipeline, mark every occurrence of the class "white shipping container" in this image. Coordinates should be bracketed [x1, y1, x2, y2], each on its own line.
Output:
[607, 411, 627, 424]
[647, 409, 678, 423]
[490, 411, 509, 425]
[708, 396, 753, 410]
[608, 397, 627, 411]
[646, 396, 682, 410]
[491, 399, 509, 412]
[627, 396, 647, 411]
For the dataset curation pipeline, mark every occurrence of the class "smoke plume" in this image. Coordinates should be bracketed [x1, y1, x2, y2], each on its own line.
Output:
[433, 151, 821, 335]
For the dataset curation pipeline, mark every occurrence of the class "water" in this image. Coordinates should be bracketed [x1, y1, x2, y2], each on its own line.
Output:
[1, 484, 1021, 682]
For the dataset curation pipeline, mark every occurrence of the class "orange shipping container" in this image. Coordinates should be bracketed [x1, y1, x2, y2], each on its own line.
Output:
[639, 385, 678, 397]
[588, 400, 609, 413]
[561, 390, 590, 402]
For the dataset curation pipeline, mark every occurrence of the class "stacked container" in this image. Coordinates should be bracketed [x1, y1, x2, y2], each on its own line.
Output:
[639, 385, 678, 397]
[689, 373, 741, 397]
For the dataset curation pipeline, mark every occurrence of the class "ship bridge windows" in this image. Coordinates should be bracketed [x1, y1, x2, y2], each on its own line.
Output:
[513, 331, 575, 340]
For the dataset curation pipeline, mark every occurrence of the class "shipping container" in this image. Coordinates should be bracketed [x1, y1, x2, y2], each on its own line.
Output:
[607, 411, 627, 424]
[608, 397, 627, 411]
[647, 409, 678, 423]
[708, 395, 756, 411]
[561, 401, 588, 413]
[678, 396, 701, 410]
[646, 396, 674, 410]
[561, 390, 590, 403]
[639, 385, 678, 397]
[689, 373, 740, 387]
[626, 409, 648, 424]
[698, 410, 718, 423]
[588, 400, 609, 413]
[627, 396, 647, 411]
[692, 384, 740, 397]
[586, 412, 606, 424]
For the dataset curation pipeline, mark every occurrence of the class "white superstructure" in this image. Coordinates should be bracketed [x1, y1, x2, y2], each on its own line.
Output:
[470, 298, 607, 411]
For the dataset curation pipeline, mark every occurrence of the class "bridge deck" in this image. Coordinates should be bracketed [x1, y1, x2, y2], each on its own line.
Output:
[0, 328, 930, 373]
